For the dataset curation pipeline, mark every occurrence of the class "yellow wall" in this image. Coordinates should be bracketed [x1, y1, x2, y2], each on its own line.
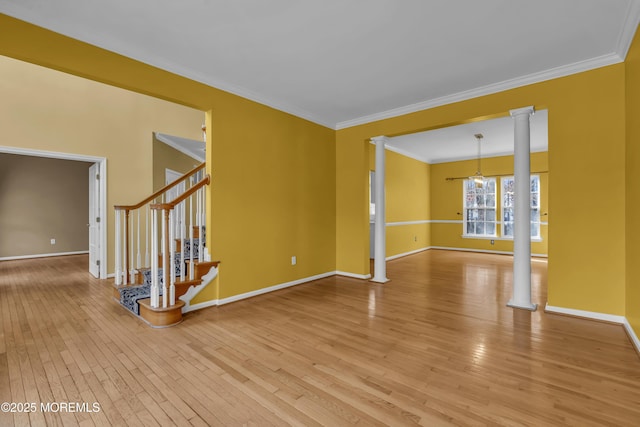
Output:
[2, 14, 637, 324]
[0, 55, 204, 273]
[369, 148, 431, 258]
[337, 65, 626, 316]
[0, 15, 336, 299]
[152, 136, 201, 192]
[626, 28, 640, 335]
[430, 152, 548, 255]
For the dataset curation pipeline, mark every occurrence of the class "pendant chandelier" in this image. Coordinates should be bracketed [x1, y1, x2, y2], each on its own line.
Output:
[469, 133, 484, 188]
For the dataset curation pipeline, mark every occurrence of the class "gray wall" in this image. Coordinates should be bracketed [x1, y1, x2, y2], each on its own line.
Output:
[0, 153, 91, 258]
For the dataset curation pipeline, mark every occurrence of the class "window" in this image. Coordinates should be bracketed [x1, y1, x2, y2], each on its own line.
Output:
[463, 178, 496, 237]
[501, 175, 540, 239]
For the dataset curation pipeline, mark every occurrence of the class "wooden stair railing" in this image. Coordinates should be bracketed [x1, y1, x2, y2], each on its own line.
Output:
[114, 162, 205, 286]
[149, 175, 210, 309]
[113, 163, 214, 326]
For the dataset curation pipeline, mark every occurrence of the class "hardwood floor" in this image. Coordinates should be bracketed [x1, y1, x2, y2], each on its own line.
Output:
[1, 251, 639, 426]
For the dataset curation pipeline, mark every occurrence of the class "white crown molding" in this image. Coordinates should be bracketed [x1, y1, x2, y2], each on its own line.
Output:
[336, 52, 623, 130]
[155, 132, 205, 162]
[615, 0, 640, 60]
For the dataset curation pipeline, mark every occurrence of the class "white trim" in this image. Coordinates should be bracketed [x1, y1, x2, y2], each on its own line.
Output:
[336, 271, 372, 280]
[0, 250, 89, 261]
[386, 220, 430, 226]
[155, 132, 205, 162]
[386, 247, 431, 261]
[218, 271, 336, 306]
[180, 265, 219, 313]
[0, 146, 108, 279]
[336, 53, 622, 129]
[461, 234, 543, 243]
[544, 304, 626, 324]
[182, 298, 220, 313]
[430, 219, 463, 224]
[616, 0, 640, 60]
[623, 318, 640, 354]
[430, 246, 547, 258]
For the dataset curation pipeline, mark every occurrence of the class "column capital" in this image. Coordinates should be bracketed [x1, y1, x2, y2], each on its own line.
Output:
[370, 135, 389, 144]
[510, 106, 535, 117]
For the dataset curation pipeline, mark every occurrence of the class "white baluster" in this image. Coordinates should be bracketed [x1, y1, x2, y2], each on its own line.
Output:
[115, 210, 122, 285]
[145, 205, 150, 267]
[129, 211, 134, 283]
[169, 209, 176, 306]
[180, 201, 185, 282]
[198, 187, 204, 263]
[189, 195, 194, 280]
[151, 209, 159, 308]
[162, 209, 168, 308]
[136, 209, 141, 269]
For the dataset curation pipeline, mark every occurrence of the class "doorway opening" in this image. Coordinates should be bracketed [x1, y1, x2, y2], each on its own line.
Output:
[0, 146, 107, 278]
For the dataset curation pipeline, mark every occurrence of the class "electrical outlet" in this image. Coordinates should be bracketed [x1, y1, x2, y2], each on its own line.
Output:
[50, 238, 56, 245]
[291, 256, 297, 265]
[490, 239, 495, 245]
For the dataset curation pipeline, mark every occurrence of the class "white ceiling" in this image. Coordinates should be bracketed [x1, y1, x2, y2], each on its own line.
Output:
[1, 1, 638, 131]
[387, 110, 548, 164]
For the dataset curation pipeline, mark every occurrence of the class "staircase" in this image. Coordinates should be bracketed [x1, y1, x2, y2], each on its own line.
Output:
[113, 163, 218, 327]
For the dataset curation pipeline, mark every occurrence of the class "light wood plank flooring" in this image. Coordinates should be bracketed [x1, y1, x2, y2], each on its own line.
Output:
[1, 251, 639, 426]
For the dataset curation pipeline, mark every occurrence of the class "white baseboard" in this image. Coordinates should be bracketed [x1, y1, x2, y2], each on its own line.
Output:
[336, 271, 371, 280]
[544, 304, 626, 324]
[623, 318, 640, 354]
[218, 271, 336, 306]
[183, 298, 219, 314]
[545, 304, 640, 355]
[430, 246, 548, 258]
[386, 247, 431, 261]
[0, 250, 89, 261]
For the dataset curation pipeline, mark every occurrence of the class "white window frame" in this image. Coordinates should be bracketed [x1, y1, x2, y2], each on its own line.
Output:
[500, 175, 541, 241]
[462, 177, 497, 238]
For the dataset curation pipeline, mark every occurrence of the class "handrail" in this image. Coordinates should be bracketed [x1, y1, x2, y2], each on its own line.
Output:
[115, 162, 206, 210]
[151, 175, 210, 210]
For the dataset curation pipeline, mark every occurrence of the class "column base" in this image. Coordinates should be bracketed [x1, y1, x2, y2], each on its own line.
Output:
[370, 277, 390, 284]
[507, 300, 538, 311]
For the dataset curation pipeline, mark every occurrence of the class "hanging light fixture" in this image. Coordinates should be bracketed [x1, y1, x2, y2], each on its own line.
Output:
[469, 133, 484, 188]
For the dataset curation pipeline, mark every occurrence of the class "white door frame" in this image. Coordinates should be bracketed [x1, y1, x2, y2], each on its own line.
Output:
[0, 145, 108, 279]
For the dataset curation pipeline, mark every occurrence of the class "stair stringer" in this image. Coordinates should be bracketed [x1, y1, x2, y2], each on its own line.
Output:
[179, 264, 219, 313]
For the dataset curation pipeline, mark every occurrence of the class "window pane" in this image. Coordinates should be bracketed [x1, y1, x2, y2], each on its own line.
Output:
[466, 192, 476, 207]
[531, 222, 540, 238]
[504, 192, 513, 207]
[476, 222, 485, 235]
[531, 209, 540, 222]
[486, 222, 495, 235]
[486, 209, 496, 221]
[531, 193, 539, 208]
[504, 222, 514, 237]
[504, 208, 513, 222]
[467, 222, 475, 234]
[503, 178, 514, 193]
[486, 179, 496, 193]
[476, 194, 484, 207]
[486, 194, 495, 207]
[478, 209, 486, 221]
[531, 177, 539, 192]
